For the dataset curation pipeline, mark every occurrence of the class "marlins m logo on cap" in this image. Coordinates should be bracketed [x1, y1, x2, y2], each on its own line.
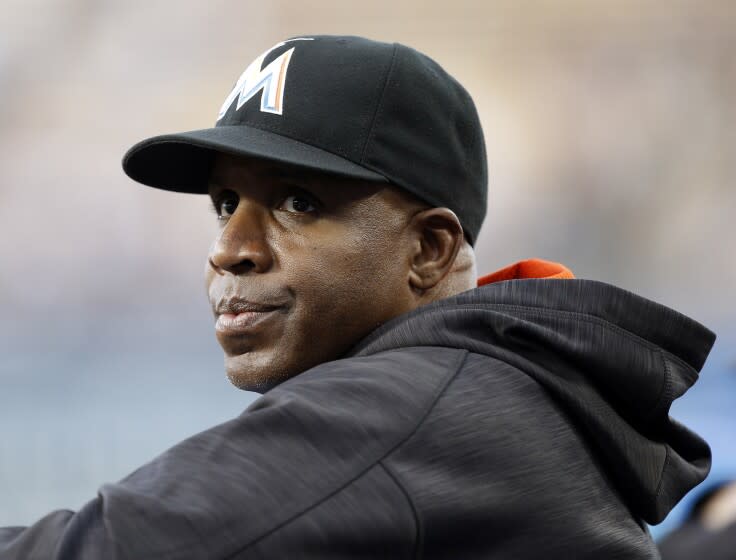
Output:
[217, 38, 313, 119]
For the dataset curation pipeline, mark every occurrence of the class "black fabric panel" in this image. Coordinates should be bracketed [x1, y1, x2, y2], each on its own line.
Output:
[384, 352, 660, 559]
[241, 464, 416, 559]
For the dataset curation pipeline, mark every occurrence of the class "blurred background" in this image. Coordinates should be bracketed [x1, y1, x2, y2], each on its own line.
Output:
[1, 0, 734, 541]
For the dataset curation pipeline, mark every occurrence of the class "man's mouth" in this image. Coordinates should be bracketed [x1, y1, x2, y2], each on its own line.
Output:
[214, 298, 285, 335]
[216, 309, 279, 333]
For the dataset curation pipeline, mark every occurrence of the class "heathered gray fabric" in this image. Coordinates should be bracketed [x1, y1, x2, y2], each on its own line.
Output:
[0, 279, 715, 559]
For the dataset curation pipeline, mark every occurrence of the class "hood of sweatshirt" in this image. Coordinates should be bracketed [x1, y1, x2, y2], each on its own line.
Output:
[348, 260, 716, 525]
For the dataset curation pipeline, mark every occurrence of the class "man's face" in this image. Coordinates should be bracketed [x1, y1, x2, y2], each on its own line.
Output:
[205, 153, 424, 391]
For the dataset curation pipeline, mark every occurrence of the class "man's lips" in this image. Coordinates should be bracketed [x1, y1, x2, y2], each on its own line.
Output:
[214, 298, 285, 335]
[216, 310, 279, 333]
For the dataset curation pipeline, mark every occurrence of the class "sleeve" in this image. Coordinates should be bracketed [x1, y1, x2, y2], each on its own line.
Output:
[0, 348, 458, 560]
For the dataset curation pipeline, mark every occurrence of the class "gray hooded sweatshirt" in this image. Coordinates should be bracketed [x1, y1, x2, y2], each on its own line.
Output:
[0, 276, 716, 559]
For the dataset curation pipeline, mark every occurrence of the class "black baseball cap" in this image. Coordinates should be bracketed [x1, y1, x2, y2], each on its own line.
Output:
[122, 35, 488, 243]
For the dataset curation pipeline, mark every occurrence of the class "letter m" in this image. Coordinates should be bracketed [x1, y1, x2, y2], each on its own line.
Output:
[217, 42, 301, 119]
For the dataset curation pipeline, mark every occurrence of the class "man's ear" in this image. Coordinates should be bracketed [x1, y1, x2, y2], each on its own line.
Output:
[408, 207, 465, 292]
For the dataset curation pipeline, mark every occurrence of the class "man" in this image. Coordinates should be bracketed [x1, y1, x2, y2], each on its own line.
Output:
[0, 35, 716, 559]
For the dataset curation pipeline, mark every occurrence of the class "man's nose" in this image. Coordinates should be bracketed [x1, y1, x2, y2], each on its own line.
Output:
[208, 201, 274, 275]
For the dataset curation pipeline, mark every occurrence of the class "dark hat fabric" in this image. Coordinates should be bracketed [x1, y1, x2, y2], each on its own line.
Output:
[122, 35, 487, 243]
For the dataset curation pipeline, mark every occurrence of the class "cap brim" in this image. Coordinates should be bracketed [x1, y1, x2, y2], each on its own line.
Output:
[122, 124, 388, 193]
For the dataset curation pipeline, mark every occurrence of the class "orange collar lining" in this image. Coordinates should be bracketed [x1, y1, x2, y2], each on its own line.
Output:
[477, 259, 575, 286]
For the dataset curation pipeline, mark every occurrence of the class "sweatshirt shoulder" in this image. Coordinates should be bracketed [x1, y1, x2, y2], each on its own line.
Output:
[250, 345, 471, 456]
[272, 345, 469, 417]
[97, 346, 469, 559]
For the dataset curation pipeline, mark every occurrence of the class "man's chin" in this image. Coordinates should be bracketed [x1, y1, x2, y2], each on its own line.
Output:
[223, 352, 292, 393]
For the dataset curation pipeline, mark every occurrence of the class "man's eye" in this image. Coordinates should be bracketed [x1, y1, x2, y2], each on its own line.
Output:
[216, 192, 239, 219]
[279, 195, 317, 214]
